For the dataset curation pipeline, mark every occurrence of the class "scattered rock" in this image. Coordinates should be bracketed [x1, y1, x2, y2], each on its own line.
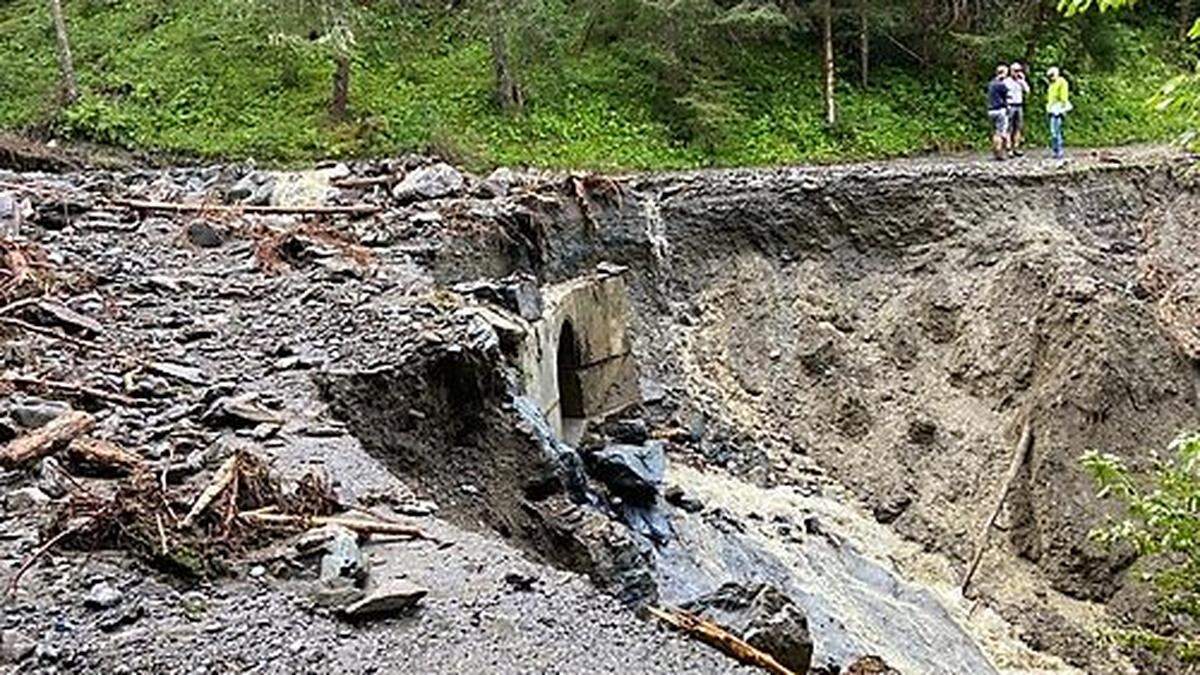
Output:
[318, 526, 369, 588]
[4, 486, 51, 511]
[149, 361, 208, 386]
[683, 583, 813, 675]
[84, 581, 123, 610]
[185, 220, 226, 248]
[8, 396, 70, 429]
[228, 172, 275, 205]
[587, 441, 666, 503]
[391, 163, 465, 203]
[608, 418, 648, 445]
[201, 393, 282, 428]
[664, 484, 704, 513]
[503, 572, 538, 592]
[340, 581, 428, 620]
[0, 629, 35, 664]
[33, 300, 102, 336]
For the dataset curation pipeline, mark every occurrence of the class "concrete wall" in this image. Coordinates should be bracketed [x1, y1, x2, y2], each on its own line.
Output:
[519, 269, 640, 437]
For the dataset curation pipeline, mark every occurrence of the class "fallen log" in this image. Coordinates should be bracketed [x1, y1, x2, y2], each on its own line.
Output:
[0, 410, 95, 469]
[241, 510, 434, 541]
[114, 199, 381, 217]
[961, 420, 1035, 596]
[330, 175, 401, 189]
[646, 606, 795, 675]
[3, 374, 146, 407]
[0, 317, 103, 351]
[180, 454, 239, 528]
[66, 437, 146, 475]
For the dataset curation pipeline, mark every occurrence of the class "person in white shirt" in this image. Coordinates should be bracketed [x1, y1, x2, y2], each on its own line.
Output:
[1004, 62, 1031, 156]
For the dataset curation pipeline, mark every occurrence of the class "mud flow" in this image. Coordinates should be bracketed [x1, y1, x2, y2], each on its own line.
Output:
[1, 148, 1197, 673]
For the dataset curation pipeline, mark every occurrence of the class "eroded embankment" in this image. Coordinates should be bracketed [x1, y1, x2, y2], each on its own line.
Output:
[596, 156, 1200, 671]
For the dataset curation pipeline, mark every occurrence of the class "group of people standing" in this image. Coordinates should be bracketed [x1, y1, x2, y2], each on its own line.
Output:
[987, 63, 1072, 161]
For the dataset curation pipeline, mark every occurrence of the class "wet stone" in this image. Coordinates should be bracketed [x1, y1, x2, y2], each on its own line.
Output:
[186, 220, 225, 248]
[340, 581, 428, 620]
[84, 581, 123, 610]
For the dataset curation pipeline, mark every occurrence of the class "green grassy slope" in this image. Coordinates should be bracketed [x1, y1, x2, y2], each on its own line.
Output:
[0, 1, 1191, 169]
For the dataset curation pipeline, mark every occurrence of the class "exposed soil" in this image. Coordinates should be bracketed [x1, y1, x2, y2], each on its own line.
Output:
[1, 145, 1196, 674]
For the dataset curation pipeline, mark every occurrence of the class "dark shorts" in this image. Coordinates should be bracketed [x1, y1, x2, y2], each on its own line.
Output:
[1007, 105, 1025, 134]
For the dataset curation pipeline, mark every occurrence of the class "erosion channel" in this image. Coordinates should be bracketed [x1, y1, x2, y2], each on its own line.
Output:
[2, 148, 1198, 674]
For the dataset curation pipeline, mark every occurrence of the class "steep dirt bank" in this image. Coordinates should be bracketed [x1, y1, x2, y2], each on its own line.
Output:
[593, 149, 1200, 670]
[1, 147, 1195, 674]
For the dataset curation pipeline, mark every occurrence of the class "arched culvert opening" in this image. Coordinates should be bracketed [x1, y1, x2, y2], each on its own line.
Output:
[556, 319, 586, 443]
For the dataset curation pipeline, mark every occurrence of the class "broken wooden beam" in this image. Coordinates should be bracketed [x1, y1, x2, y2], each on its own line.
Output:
[114, 199, 381, 217]
[961, 420, 1035, 596]
[0, 410, 95, 469]
[66, 437, 146, 475]
[3, 374, 146, 408]
[646, 605, 796, 675]
[241, 511, 434, 541]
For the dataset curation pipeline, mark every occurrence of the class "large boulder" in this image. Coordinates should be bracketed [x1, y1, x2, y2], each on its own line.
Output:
[587, 441, 666, 503]
[683, 583, 813, 674]
[392, 163, 465, 204]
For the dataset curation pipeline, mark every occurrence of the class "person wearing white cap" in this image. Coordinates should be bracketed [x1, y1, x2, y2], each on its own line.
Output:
[1046, 66, 1072, 160]
[1004, 62, 1031, 156]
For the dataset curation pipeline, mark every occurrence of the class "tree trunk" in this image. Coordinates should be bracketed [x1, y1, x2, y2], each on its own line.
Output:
[1023, 0, 1051, 63]
[859, 0, 869, 88]
[330, 52, 350, 121]
[822, 0, 836, 125]
[47, 0, 79, 104]
[489, 0, 523, 112]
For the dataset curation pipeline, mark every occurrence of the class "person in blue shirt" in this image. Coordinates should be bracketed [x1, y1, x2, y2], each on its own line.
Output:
[987, 64, 1011, 160]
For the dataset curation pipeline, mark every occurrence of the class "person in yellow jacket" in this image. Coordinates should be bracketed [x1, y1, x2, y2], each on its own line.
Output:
[1046, 67, 1072, 160]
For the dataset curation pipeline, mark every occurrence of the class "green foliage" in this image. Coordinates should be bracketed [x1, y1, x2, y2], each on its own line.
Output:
[0, 0, 1193, 168]
[1083, 435, 1200, 659]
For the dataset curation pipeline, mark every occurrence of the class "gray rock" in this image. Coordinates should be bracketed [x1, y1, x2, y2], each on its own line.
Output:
[317, 526, 369, 588]
[34, 300, 102, 336]
[9, 396, 70, 429]
[186, 220, 225, 248]
[609, 418, 649, 445]
[588, 441, 667, 503]
[340, 581, 428, 620]
[478, 167, 517, 198]
[683, 583, 813, 675]
[664, 484, 704, 513]
[0, 629, 35, 664]
[392, 163, 465, 203]
[4, 486, 51, 512]
[149, 361, 208, 386]
[228, 172, 274, 206]
[84, 581, 123, 610]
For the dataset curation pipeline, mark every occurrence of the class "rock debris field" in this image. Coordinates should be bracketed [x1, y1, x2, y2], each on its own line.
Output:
[1, 145, 1199, 674]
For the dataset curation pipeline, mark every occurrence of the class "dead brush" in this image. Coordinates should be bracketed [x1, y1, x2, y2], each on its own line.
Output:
[0, 239, 60, 306]
[35, 449, 338, 581]
[241, 219, 374, 273]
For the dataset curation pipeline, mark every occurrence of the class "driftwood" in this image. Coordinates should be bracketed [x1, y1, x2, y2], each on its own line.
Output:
[241, 511, 433, 540]
[0, 410, 95, 469]
[962, 421, 1035, 596]
[3, 374, 145, 407]
[6, 520, 85, 596]
[0, 317, 102, 351]
[115, 199, 381, 217]
[646, 606, 795, 675]
[330, 175, 401, 189]
[66, 437, 146, 475]
[180, 454, 239, 528]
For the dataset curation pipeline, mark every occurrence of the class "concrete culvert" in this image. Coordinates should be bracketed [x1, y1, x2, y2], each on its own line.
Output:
[555, 319, 586, 442]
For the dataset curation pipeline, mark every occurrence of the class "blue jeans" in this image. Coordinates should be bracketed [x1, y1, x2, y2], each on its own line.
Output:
[1049, 114, 1065, 159]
